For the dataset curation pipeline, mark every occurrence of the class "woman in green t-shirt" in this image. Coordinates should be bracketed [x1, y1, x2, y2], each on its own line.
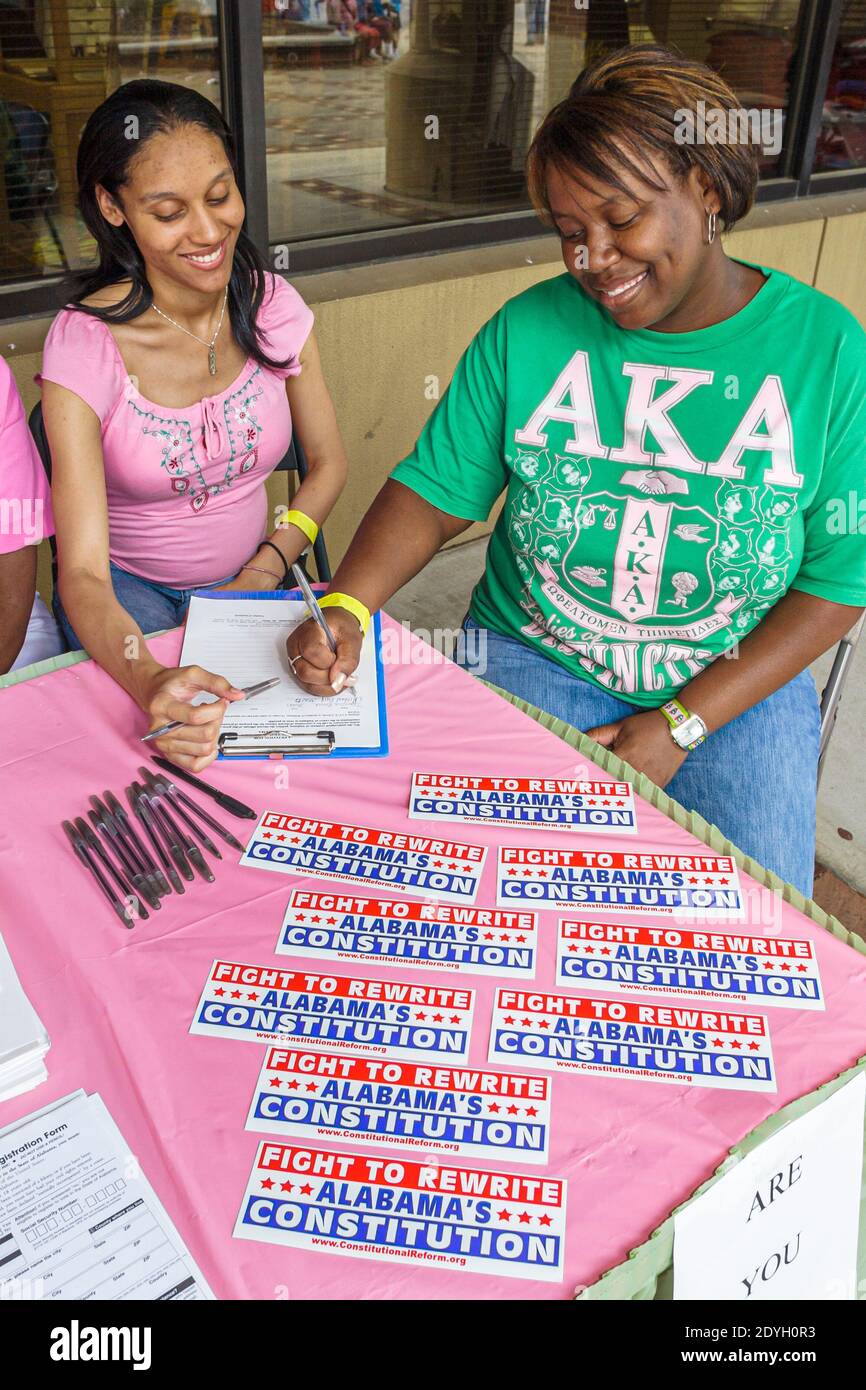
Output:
[288, 44, 866, 897]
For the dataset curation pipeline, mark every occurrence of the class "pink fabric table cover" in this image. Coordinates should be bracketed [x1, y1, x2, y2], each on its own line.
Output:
[2, 618, 866, 1301]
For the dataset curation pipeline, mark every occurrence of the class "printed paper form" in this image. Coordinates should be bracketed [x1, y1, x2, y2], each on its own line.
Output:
[180, 595, 382, 748]
[0, 1091, 213, 1300]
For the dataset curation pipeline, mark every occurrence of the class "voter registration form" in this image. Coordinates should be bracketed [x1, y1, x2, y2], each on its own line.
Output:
[0, 1091, 213, 1300]
[180, 595, 384, 752]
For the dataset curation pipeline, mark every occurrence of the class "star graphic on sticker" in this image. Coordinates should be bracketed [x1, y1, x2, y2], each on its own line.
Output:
[280, 1181, 294, 1192]
[269, 1076, 282, 1088]
[748, 1041, 761, 1051]
[538, 1214, 552, 1227]
[230, 990, 242, 999]
[518, 1211, 532, 1225]
[213, 987, 225, 996]
[506, 1104, 520, 1115]
[497, 1209, 511, 1222]
[286, 1079, 299, 1090]
[299, 1183, 314, 1195]
[260, 1178, 275, 1190]
[525, 1107, 538, 1117]
[305, 1082, 318, 1093]
[488, 1102, 501, 1114]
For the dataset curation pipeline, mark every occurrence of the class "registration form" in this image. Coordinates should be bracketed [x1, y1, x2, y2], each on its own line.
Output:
[0, 1091, 213, 1300]
[180, 595, 384, 752]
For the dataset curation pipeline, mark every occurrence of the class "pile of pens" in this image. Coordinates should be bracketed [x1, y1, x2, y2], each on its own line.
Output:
[62, 759, 256, 927]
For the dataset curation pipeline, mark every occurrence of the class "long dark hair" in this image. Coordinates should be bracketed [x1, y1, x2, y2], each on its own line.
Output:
[67, 79, 290, 372]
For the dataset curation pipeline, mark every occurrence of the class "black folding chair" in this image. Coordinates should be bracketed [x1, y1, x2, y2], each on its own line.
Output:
[28, 398, 331, 586]
[818, 613, 865, 785]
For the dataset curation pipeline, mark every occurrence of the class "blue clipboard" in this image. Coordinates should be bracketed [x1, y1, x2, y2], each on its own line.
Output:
[194, 587, 389, 761]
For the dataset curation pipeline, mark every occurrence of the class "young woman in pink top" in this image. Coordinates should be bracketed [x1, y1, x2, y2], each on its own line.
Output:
[40, 80, 348, 770]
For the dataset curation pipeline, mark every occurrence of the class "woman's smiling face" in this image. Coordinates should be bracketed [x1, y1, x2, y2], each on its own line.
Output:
[547, 153, 719, 332]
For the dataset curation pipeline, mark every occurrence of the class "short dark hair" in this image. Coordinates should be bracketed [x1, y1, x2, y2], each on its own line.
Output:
[527, 44, 760, 232]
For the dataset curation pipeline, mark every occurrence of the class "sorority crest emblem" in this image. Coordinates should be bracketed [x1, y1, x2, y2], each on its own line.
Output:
[560, 492, 719, 622]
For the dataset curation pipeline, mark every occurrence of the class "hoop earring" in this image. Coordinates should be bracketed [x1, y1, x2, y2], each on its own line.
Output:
[707, 210, 717, 245]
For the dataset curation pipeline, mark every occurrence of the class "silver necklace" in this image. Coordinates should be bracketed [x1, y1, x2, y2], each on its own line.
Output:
[151, 285, 229, 376]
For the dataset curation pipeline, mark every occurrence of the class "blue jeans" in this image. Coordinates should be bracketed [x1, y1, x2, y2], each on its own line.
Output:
[53, 561, 234, 653]
[457, 617, 820, 898]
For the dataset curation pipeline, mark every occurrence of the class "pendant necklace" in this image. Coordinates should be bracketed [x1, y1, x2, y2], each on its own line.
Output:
[151, 285, 229, 376]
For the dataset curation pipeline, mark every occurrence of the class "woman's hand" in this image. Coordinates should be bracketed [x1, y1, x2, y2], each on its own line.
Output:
[142, 665, 245, 771]
[286, 609, 363, 695]
[585, 709, 688, 788]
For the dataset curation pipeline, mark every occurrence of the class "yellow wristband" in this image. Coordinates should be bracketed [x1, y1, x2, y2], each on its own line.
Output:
[285, 509, 319, 546]
[320, 591, 371, 636]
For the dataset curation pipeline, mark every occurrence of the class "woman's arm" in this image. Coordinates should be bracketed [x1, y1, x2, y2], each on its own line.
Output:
[286, 478, 473, 692]
[0, 544, 36, 674]
[587, 590, 863, 786]
[43, 380, 243, 769]
[221, 331, 350, 590]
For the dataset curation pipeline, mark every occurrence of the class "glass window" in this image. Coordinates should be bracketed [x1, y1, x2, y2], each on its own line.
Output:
[812, 0, 866, 173]
[265, 1, 811, 253]
[0, 0, 221, 286]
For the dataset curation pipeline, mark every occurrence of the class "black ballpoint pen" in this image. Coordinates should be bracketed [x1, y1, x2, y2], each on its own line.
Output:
[139, 769, 222, 860]
[140, 766, 243, 851]
[86, 811, 160, 915]
[91, 793, 146, 872]
[120, 786, 172, 897]
[130, 783, 185, 895]
[75, 816, 149, 922]
[140, 787, 193, 885]
[104, 789, 165, 892]
[150, 755, 257, 819]
[149, 789, 214, 884]
[63, 820, 134, 928]
[88, 800, 162, 911]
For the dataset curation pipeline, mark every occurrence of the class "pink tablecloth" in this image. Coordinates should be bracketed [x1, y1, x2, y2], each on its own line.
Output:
[2, 618, 866, 1301]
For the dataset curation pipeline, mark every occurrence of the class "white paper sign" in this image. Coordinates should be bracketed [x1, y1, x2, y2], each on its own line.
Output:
[674, 1071, 866, 1300]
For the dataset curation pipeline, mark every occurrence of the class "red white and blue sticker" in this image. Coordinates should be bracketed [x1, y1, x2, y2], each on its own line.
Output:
[246, 1048, 552, 1164]
[189, 960, 474, 1062]
[409, 773, 637, 834]
[233, 1141, 567, 1281]
[276, 891, 538, 978]
[497, 847, 743, 917]
[556, 921, 824, 1010]
[488, 990, 776, 1092]
[241, 812, 487, 905]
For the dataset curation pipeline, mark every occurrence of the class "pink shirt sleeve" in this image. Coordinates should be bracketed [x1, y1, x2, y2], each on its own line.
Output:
[0, 356, 53, 553]
[256, 273, 315, 379]
[37, 307, 123, 422]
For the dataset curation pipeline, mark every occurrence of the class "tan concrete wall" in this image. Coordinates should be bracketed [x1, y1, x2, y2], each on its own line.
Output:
[13, 203, 866, 604]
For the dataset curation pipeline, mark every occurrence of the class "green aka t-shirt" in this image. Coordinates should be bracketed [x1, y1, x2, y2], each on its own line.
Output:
[391, 262, 866, 707]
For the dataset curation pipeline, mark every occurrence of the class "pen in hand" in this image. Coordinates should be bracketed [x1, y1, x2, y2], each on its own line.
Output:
[140, 676, 280, 744]
[290, 564, 359, 692]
